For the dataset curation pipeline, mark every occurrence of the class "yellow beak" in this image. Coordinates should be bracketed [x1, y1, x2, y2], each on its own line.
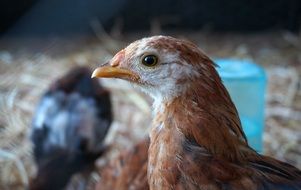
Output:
[92, 49, 140, 81]
[91, 66, 140, 81]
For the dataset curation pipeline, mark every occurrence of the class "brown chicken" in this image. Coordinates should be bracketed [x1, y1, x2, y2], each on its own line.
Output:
[96, 138, 149, 190]
[30, 67, 112, 190]
[92, 36, 301, 190]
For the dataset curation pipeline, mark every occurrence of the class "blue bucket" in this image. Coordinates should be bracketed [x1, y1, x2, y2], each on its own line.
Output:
[215, 59, 267, 152]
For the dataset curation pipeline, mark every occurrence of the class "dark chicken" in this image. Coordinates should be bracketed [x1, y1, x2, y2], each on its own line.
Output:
[92, 36, 301, 190]
[30, 67, 112, 190]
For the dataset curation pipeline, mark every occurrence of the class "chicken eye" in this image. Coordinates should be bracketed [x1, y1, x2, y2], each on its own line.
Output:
[141, 55, 158, 67]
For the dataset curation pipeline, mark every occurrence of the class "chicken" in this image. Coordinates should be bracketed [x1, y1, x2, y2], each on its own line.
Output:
[96, 138, 149, 190]
[30, 66, 112, 190]
[92, 36, 301, 190]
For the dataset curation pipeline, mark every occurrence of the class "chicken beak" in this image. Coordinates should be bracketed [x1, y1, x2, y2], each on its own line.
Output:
[91, 66, 140, 81]
[92, 49, 140, 81]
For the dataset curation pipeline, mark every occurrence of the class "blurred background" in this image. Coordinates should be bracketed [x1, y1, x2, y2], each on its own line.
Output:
[0, 0, 300, 189]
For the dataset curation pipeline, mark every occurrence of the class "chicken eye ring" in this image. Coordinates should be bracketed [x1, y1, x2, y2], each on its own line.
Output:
[141, 54, 158, 67]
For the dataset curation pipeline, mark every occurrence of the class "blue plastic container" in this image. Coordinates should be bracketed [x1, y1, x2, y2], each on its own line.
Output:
[215, 59, 267, 152]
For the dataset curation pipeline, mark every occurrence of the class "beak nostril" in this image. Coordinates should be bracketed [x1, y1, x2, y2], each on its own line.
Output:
[100, 62, 110, 67]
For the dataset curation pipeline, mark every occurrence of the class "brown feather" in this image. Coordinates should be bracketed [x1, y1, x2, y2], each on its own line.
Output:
[96, 138, 149, 190]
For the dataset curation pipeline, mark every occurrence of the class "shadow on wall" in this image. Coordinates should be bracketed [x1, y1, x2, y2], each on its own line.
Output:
[0, 0, 126, 37]
[1, 0, 300, 38]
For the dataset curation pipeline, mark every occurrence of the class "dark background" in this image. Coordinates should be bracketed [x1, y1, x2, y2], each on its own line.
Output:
[1, 0, 301, 38]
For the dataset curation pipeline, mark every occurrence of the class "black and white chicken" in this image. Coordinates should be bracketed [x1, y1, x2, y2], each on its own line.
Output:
[29, 66, 112, 190]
